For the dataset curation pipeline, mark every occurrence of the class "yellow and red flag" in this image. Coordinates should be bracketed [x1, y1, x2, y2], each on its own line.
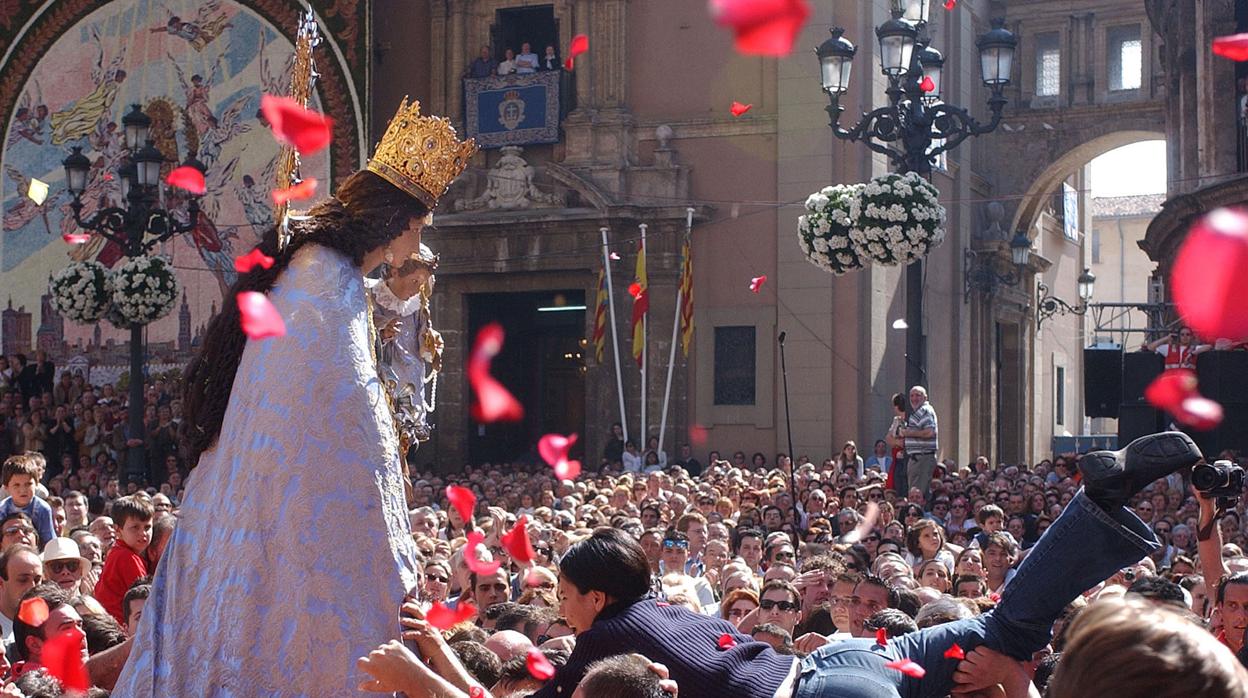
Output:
[630, 240, 648, 367]
[678, 238, 694, 357]
[592, 264, 609, 362]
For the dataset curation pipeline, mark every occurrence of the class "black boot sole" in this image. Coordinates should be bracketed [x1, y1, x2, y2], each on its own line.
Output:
[1079, 432, 1203, 510]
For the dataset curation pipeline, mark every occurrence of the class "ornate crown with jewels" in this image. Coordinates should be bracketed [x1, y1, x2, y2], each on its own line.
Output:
[367, 97, 478, 208]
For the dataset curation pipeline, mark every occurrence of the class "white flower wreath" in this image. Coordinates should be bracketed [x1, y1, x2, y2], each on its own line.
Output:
[110, 255, 180, 326]
[797, 183, 865, 275]
[849, 171, 947, 266]
[48, 261, 113, 324]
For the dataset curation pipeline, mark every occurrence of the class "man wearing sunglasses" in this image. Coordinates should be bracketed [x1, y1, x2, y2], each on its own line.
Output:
[41, 538, 90, 593]
[757, 580, 802, 636]
[660, 531, 716, 613]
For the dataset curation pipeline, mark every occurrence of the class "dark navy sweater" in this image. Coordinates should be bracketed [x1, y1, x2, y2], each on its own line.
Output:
[530, 597, 795, 698]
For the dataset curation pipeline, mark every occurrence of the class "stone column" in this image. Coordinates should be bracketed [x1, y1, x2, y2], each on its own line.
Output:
[430, 1, 450, 116]
[448, 0, 469, 124]
[593, 0, 627, 109]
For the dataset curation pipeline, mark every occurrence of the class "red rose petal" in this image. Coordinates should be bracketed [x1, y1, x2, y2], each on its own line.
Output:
[465, 531, 502, 576]
[41, 627, 88, 691]
[876, 628, 888, 646]
[564, 35, 589, 71]
[62, 233, 90, 245]
[426, 601, 477, 631]
[718, 633, 737, 650]
[689, 424, 709, 447]
[656, 601, 671, 607]
[527, 646, 557, 680]
[539, 433, 577, 465]
[468, 323, 524, 423]
[884, 657, 926, 678]
[1172, 208, 1248, 341]
[749, 275, 767, 293]
[730, 101, 753, 117]
[234, 248, 276, 273]
[553, 459, 582, 481]
[166, 166, 206, 195]
[237, 291, 286, 340]
[260, 95, 334, 155]
[628, 282, 643, 299]
[18, 597, 48, 627]
[943, 0, 957, 9]
[1213, 34, 1248, 61]
[920, 76, 936, 93]
[271, 177, 318, 205]
[501, 515, 536, 564]
[1145, 369, 1198, 413]
[709, 0, 811, 57]
[1176, 395, 1224, 431]
[944, 643, 966, 660]
[446, 485, 477, 525]
[470, 687, 485, 698]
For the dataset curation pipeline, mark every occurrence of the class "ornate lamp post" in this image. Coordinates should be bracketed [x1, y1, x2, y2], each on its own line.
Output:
[815, 1, 1017, 389]
[1037, 268, 1097, 328]
[61, 103, 203, 484]
[963, 230, 1033, 302]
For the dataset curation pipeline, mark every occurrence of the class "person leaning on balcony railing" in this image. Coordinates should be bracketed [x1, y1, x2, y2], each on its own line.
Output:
[516, 42, 539, 75]
[467, 45, 497, 79]
[497, 48, 517, 76]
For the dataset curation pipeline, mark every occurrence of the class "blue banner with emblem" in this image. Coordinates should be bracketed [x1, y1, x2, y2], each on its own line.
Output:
[464, 72, 561, 149]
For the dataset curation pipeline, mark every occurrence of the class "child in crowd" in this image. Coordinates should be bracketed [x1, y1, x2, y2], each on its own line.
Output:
[95, 495, 153, 623]
[0, 455, 56, 548]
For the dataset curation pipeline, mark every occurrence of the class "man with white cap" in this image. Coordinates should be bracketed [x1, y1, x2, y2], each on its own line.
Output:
[41, 537, 91, 594]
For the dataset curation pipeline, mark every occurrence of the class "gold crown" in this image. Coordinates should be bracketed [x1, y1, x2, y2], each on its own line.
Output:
[367, 98, 477, 208]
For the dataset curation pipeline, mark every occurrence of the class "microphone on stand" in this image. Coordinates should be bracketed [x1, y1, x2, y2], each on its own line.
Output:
[777, 331, 798, 551]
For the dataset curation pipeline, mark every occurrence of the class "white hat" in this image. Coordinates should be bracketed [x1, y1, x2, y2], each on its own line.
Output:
[41, 538, 90, 570]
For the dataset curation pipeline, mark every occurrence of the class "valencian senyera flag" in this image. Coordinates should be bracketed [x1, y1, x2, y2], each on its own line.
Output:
[631, 240, 648, 367]
[593, 263, 609, 362]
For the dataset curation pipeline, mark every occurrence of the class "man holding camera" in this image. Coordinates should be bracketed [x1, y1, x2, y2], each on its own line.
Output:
[1194, 459, 1248, 656]
[1142, 326, 1212, 370]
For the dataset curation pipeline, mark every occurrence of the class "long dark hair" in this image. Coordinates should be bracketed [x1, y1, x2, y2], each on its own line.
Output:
[180, 170, 430, 466]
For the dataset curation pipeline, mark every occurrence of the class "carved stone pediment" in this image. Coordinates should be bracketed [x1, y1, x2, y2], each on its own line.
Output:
[453, 146, 566, 212]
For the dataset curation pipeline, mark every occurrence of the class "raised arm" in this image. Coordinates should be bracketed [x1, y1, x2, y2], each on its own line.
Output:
[1194, 487, 1230, 594]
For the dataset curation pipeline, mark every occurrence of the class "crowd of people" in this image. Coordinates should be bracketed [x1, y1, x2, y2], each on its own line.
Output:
[467, 42, 563, 78]
[1, 352, 1247, 696]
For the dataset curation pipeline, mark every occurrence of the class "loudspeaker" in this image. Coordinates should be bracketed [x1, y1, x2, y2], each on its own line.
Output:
[1196, 351, 1248, 406]
[1192, 405, 1248, 459]
[1122, 351, 1164, 404]
[1118, 403, 1163, 444]
[1084, 346, 1123, 418]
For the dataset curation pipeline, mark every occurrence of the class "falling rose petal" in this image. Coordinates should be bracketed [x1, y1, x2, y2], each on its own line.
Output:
[426, 601, 477, 631]
[237, 291, 287, 340]
[564, 34, 589, 71]
[717, 633, 737, 650]
[1213, 34, 1248, 61]
[465, 531, 502, 576]
[749, 275, 767, 293]
[553, 459, 582, 481]
[1176, 395, 1224, 431]
[1172, 208, 1248, 341]
[690, 424, 709, 447]
[166, 166, 206, 195]
[62, 233, 90, 245]
[233, 247, 276, 273]
[944, 643, 966, 660]
[526, 646, 556, 680]
[1145, 369, 1198, 413]
[943, 0, 957, 9]
[260, 94, 334, 155]
[470, 688, 485, 698]
[446, 485, 477, 525]
[842, 501, 880, 545]
[18, 597, 48, 627]
[468, 323, 524, 423]
[628, 282, 643, 299]
[501, 515, 536, 564]
[609, 251, 621, 261]
[876, 628, 888, 646]
[708, 0, 811, 57]
[920, 76, 936, 93]
[271, 177, 318, 205]
[539, 433, 578, 466]
[730, 101, 753, 117]
[41, 627, 89, 691]
[883, 658, 926, 678]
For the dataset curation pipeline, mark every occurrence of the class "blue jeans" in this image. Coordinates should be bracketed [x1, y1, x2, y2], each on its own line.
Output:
[794, 490, 1158, 698]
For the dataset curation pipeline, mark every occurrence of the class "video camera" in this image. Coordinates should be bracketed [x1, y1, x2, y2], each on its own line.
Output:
[1192, 459, 1245, 506]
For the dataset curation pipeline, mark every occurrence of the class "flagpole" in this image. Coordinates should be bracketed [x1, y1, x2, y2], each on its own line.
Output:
[639, 222, 648, 452]
[658, 208, 694, 457]
[601, 227, 628, 444]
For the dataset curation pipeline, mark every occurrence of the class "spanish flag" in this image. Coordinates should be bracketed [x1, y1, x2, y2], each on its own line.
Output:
[678, 238, 694, 357]
[631, 240, 648, 367]
[592, 263, 608, 362]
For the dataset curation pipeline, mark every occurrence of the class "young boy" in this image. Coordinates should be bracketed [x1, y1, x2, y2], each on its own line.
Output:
[0, 455, 56, 548]
[96, 495, 153, 623]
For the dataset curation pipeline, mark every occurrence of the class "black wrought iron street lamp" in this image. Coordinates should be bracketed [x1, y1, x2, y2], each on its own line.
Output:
[61, 103, 204, 484]
[1037, 268, 1097, 329]
[815, 0, 1016, 389]
[963, 230, 1033, 302]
